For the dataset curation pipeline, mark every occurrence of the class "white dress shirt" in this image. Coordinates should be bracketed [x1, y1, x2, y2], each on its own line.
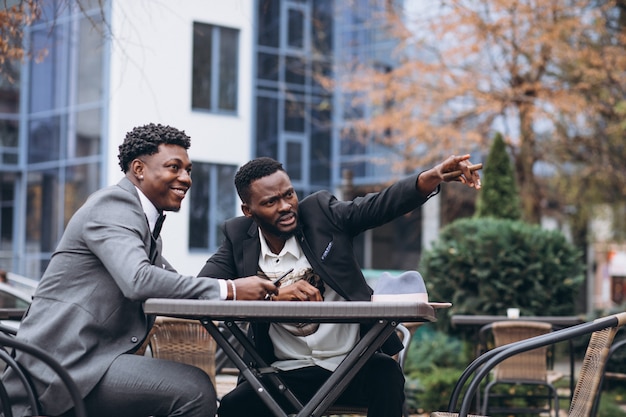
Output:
[258, 231, 360, 372]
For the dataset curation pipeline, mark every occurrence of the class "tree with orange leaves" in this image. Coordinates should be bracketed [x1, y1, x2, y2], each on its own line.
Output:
[332, 0, 626, 232]
[0, 0, 39, 83]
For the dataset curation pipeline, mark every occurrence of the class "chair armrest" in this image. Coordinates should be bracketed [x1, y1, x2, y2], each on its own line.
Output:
[0, 334, 87, 417]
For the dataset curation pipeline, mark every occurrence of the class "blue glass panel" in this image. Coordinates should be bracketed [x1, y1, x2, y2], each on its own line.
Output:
[28, 117, 61, 163]
[77, 17, 103, 104]
[74, 109, 101, 157]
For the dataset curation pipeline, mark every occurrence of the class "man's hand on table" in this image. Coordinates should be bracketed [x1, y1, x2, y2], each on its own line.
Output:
[231, 276, 279, 300]
[269, 280, 323, 301]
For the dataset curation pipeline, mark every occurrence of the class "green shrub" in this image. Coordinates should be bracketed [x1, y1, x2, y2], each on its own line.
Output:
[406, 368, 465, 412]
[405, 326, 470, 374]
[403, 327, 473, 413]
[420, 217, 584, 332]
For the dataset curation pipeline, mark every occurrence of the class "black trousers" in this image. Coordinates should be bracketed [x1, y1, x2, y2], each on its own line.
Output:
[218, 352, 405, 417]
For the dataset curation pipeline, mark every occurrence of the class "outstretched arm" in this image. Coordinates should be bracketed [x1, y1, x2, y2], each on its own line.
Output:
[417, 154, 481, 196]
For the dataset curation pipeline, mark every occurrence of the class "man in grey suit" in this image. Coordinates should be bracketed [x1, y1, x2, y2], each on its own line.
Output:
[3, 124, 278, 417]
[197, 155, 481, 417]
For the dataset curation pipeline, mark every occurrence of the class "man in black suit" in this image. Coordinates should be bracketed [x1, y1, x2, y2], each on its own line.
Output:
[198, 155, 480, 417]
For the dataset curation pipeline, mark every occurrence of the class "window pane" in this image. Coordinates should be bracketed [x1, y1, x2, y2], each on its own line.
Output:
[192, 22, 213, 110]
[285, 56, 305, 86]
[288, 9, 304, 49]
[257, 0, 280, 47]
[188, 163, 210, 249]
[188, 162, 237, 250]
[36, 0, 70, 24]
[313, 0, 333, 55]
[256, 96, 279, 158]
[65, 163, 100, 227]
[30, 25, 68, 113]
[218, 27, 239, 111]
[74, 109, 101, 157]
[215, 165, 237, 246]
[0, 119, 19, 165]
[310, 106, 331, 186]
[0, 173, 15, 251]
[77, 17, 104, 104]
[258, 52, 279, 81]
[286, 141, 302, 181]
[284, 99, 305, 132]
[0, 63, 20, 113]
[26, 169, 60, 253]
[28, 117, 61, 163]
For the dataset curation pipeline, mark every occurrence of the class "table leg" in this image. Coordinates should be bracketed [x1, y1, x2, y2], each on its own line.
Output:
[202, 318, 404, 417]
[222, 320, 304, 410]
[200, 318, 298, 417]
[299, 320, 399, 417]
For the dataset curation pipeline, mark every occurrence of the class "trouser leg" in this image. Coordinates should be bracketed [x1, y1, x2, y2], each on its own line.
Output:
[61, 354, 216, 417]
[338, 352, 405, 417]
[218, 352, 404, 417]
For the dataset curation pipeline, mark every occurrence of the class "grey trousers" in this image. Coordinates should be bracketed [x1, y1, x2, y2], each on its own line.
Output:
[61, 354, 216, 417]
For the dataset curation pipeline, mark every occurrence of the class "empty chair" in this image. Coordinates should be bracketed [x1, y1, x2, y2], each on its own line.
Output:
[481, 320, 559, 416]
[431, 311, 626, 417]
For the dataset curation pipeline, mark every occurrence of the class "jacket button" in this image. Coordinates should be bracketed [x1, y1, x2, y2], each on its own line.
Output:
[131, 336, 138, 343]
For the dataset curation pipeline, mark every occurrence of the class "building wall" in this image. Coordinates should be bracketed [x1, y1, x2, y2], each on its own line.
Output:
[2, 0, 443, 283]
[107, 1, 255, 275]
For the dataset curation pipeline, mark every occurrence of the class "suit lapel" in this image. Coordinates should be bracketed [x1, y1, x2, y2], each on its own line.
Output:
[296, 232, 350, 300]
[242, 223, 261, 275]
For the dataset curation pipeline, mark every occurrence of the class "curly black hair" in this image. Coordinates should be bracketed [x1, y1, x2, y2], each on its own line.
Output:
[234, 157, 285, 203]
[118, 123, 191, 173]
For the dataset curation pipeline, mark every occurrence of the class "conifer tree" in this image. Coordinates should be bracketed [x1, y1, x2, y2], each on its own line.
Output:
[475, 132, 522, 220]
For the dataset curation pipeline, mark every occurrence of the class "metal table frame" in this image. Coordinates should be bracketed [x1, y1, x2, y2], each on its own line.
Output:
[144, 299, 438, 417]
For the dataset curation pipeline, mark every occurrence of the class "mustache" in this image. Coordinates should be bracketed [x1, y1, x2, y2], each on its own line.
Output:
[277, 211, 297, 222]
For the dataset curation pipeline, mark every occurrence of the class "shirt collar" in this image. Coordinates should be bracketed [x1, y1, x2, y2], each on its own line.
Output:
[135, 186, 160, 232]
[259, 229, 302, 260]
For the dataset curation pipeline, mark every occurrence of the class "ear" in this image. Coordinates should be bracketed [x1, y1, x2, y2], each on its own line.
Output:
[241, 203, 252, 218]
[130, 159, 145, 181]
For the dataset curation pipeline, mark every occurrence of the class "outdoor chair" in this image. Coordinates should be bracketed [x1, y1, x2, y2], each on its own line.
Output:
[144, 316, 218, 386]
[480, 320, 560, 416]
[324, 323, 413, 417]
[0, 332, 87, 417]
[430, 311, 626, 417]
[591, 334, 626, 417]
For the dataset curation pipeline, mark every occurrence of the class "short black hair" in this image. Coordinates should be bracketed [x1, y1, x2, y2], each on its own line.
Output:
[234, 157, 285, 203]
[118, 123, 191, 173]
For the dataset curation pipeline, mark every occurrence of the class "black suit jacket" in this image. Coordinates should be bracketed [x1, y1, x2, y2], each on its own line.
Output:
[198, 172, 435, 361]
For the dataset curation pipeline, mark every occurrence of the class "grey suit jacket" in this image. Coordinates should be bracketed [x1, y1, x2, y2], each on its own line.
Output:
[198, 172, 435, 363]
[4, 177, 221, 416]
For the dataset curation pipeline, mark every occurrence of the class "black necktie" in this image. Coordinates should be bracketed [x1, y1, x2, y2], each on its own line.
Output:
[153, 213, 166, 239]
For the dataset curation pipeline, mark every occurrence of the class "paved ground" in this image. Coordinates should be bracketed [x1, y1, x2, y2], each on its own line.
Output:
[215, 374, 238, 399]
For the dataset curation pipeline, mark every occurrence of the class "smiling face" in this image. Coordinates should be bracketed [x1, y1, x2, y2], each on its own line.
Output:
[242, 170, 299, 252]
[130, 143, 192, 212]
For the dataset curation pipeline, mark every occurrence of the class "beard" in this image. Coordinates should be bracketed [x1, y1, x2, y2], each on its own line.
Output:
[253, 211, 300, 241]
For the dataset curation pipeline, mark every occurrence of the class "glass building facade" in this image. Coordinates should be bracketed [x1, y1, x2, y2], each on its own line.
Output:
[0, 1, 108, 277]
[253, 0, 422, 269]
[254, 0, 334, 198]
[1, 0, 422, 278]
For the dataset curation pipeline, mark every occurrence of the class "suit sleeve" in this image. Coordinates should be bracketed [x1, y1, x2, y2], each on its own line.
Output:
[197, 219, 239, 278]
[82, 191, 221, 301]
[315, 172, 430, 236]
